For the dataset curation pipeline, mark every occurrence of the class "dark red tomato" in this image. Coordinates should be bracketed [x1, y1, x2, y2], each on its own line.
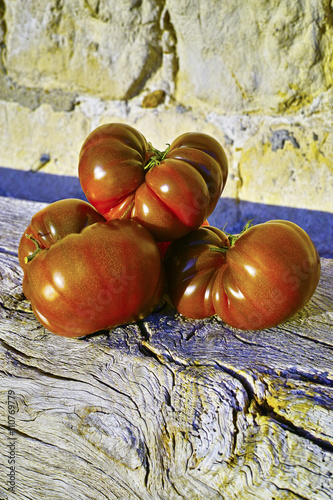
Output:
[18, 199, 164, 337]
[19, 199, 105, 276]
[78, 123, 228, 241]
[165, 221, 321, 330]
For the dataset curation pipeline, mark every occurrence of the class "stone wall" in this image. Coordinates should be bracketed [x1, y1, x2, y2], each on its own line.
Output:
[0, 0, 332, 249]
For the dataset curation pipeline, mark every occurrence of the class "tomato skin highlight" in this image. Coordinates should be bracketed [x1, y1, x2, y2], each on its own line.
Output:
[78, 124, 147, 217]
[165, 220, 321, 330]
[18, 199, 164, 337]
[18, 198, 106, 278]
[78, 123, 228, 241]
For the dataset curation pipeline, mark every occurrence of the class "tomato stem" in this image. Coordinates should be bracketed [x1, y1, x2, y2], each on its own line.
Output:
[144, 143, 170, 171]
[24, 234, 43, 263]
[228, 220, 253, 246]
[210, 220, 253, 253]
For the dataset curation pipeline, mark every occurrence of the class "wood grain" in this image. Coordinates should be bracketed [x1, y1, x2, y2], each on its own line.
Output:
[0, 196, 332, 500]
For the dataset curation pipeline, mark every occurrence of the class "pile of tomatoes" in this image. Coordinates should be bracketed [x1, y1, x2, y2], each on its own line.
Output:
[18, 123, 321, 337]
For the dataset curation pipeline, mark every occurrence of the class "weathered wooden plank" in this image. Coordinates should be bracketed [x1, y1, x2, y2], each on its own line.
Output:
[0, 195, 332, 500]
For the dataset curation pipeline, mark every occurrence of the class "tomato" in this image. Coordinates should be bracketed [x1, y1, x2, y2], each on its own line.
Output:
[165, 221, 321, 330]
[157, 219, 210, 260]
[18, 199, 164, 337]
[78, 123, 228, 241]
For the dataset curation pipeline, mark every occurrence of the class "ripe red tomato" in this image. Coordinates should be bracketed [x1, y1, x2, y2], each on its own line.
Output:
[165, 221, 321, 330]
[78, 123, 228, 241]
[18, 199, 164, 337]
[157, 219, 210, 260]
[19, 199, 105, 276]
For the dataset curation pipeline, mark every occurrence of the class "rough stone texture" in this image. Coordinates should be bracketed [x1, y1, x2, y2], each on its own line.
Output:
[2, 0, 333, 112]
[237, 116, 333, 212]
[169, 0, 333, 113]
[3, 0, 164, 100]
[0, 101, 89, 174]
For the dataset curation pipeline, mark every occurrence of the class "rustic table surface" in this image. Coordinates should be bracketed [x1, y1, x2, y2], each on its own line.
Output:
[0, 195, 332, 500]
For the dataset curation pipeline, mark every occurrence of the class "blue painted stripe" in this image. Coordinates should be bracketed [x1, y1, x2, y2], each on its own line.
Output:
[0, 166, 87, 203]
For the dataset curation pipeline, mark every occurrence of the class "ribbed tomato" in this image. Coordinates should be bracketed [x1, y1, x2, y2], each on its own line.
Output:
[18, 199, 105, 279]
[18, 199, 164, 337]
[78, 123, 228, 241]
[165, 221, 321, 330]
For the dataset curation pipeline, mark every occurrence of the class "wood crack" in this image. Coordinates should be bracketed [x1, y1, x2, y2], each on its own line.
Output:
[276, 366, 333, 388]
[273, 487, 311, 500]
[283, 328, 333, 349]
[215, 360, 333, 455]
[214, 361, 254, 414]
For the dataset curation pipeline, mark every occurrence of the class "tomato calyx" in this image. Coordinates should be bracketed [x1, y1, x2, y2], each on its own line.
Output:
[144, 143, 170, 171]
[24, 234, 43, 264]
[211, 220, 253, 253]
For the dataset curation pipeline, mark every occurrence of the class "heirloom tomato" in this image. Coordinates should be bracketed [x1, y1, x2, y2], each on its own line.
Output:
[18, 199, 164, 337]
[165, 220, 321, 330]
[78, 123, 228, 241]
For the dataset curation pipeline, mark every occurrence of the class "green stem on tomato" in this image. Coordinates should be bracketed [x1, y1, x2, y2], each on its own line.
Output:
[210, 220, 253, 253]
[144, 143, 170, 171]
[24, 234, 43, 264]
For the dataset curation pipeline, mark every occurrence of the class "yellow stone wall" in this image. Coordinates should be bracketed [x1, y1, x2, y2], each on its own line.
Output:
[0, 0, 332, 217]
